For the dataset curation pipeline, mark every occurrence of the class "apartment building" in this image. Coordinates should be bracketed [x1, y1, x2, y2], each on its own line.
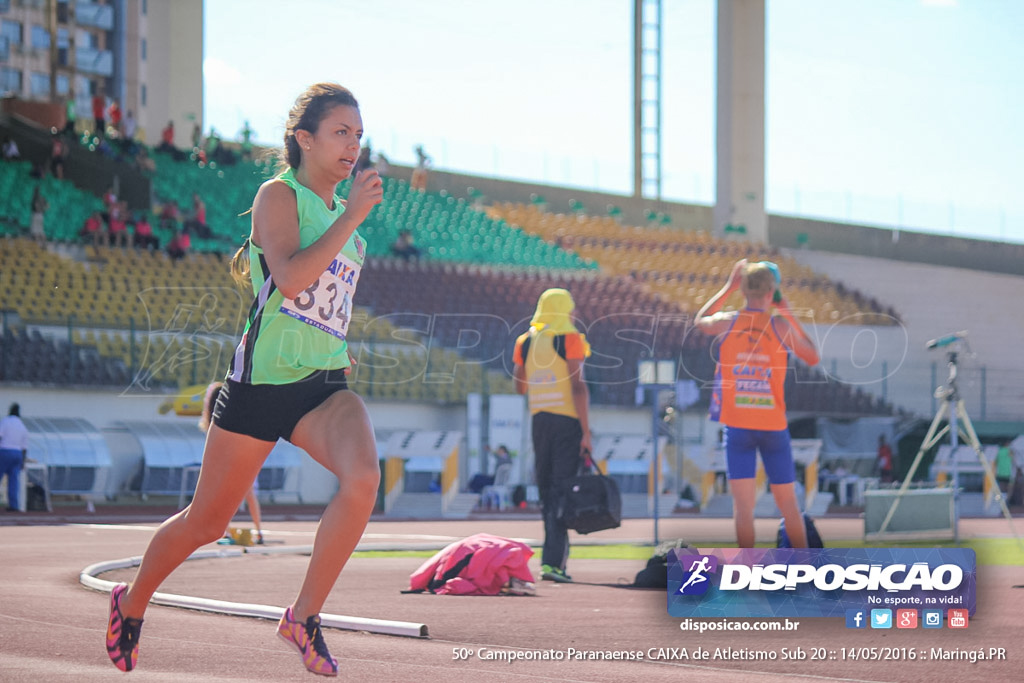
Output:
[0, 0, 202, 147]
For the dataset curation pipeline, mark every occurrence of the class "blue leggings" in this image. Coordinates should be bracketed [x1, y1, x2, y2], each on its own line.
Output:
[0, 448, 23, 510]
[723, 426, 796, 484]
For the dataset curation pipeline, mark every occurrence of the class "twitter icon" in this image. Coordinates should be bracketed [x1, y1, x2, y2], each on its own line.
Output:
[870, 609, 892, 629]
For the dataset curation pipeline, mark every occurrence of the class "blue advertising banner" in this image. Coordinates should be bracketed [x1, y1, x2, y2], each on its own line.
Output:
[667, 548, 976, 618]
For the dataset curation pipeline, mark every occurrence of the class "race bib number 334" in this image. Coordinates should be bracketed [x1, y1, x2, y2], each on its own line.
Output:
[279, 253, 360, 340]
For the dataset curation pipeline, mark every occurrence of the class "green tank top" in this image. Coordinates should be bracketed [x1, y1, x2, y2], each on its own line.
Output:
[228, 168, 366, 385]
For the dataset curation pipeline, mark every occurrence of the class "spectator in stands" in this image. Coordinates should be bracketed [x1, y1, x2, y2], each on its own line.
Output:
[101, 186, 118, 227]
[159, 200, 181, 232]
[81, 211, 104, 246]
[2, 136, 21, 161]
[108, 100, 123, 138]
[373, 150, 390, 177]
[108, 202, 129, 248]
[203, 127, 234, 166]
[877, 434, 894, 484]
[205, 128, 221, 159]
[29, 186, 48, 245]
[468, 444, 514, 493]
[103, 82, 383, 677]
[122, 109, 135, 139]
[64, 97, 77, 137]
[185, 193, 212, 238]
[49, 135, 66, 179]
[166, 226, 191, 261]
[695, 259, 819, 548]
[102, 186, 117, 214]
[135, 147, 156, 175]
[0, 403, 30, 513]
[199, 381, 264, 545]
[239, 120, 255, 161]
[191, 122, 202, 150]
[492, 444, 513, 471]
[410, 143, 431, 191]
[131, 213, 158, 250]
[123, 110, 137, 146]
[354, 140, 373, 175]
[513, 288, 593, 583]
[93, 134, 115, 160]
[158, 121, 176, 154]
[91, 93, 106, 137]
[389, 229, 421, 260]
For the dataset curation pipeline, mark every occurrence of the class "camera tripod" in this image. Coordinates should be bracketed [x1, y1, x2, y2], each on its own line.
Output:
[877, 338, 1022, 549]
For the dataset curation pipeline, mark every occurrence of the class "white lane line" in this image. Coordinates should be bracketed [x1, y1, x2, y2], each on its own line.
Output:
[70, 524, 464, 539]
[69, 524, 543, 547]
[80, 548, 427, 638]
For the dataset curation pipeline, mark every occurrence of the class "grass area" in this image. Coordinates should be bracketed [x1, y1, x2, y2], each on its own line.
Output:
[353, 550, 444, 559]
[352, 538, 1024, 566]
[824, 538, 1024, 566]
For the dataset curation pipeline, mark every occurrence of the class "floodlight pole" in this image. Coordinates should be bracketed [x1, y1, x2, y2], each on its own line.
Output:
[633, 0, 662, 199]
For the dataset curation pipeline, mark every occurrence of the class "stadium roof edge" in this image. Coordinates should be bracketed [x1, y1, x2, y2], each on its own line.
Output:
[381, 162, 1022, 278]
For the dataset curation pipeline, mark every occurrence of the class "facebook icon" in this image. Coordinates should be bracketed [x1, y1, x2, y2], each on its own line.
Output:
[845, 609, 867, 629]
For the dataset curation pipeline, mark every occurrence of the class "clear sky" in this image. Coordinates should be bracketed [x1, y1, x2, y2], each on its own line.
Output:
[203, 0, 1024, 244]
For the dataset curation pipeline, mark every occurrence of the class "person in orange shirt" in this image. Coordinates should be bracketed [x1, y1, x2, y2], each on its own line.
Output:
[513, 288, 592, 582]
[696, 260, 819, 548]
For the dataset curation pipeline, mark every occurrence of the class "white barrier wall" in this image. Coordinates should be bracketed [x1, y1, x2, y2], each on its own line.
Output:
[3, 389, 466, 504]
[4, 389, 733, 506]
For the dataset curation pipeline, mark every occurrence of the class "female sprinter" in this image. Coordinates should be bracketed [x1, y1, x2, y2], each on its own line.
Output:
[106, 82, 383, 676]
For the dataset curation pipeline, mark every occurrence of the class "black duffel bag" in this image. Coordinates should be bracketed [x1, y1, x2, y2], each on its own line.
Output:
[557, 459, 622, 535]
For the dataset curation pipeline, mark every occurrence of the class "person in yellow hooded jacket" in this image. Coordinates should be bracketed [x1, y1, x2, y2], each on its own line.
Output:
[512, 288, 592, 583]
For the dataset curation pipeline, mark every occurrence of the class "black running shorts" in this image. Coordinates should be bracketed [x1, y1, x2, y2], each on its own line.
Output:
[212, 367, 350, 443]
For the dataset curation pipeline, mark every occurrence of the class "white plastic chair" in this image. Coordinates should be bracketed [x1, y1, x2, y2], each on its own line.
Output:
[480, 463, 513, 510]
